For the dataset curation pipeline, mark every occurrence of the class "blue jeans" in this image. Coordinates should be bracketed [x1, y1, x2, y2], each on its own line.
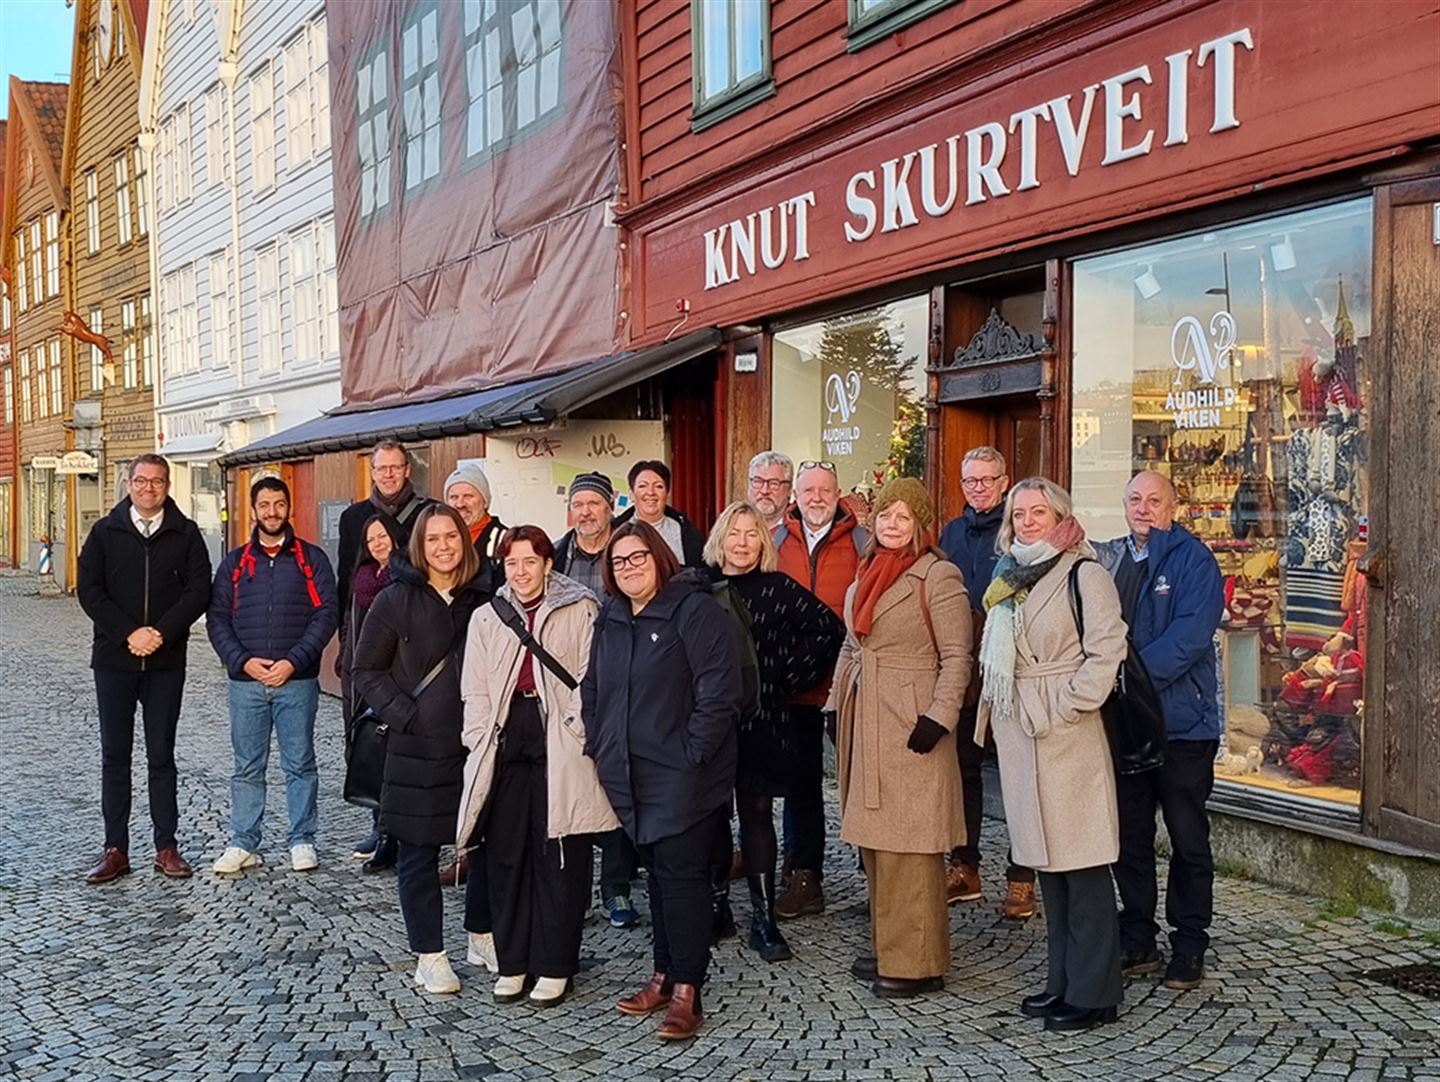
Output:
[228, 678, 320, 851]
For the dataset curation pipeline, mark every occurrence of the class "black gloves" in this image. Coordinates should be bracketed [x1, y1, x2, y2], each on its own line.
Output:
[907, 715, 946, 754]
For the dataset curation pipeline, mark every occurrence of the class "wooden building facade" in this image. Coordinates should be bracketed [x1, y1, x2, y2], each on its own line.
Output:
[0, 118, 13, 569]
[617, 0, 1440, 854]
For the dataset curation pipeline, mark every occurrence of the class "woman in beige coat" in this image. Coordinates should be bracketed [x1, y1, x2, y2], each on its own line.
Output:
[459, 526, 618, 1008]
[976, 477, 1127, 1033]
[827, 477, 973, 999]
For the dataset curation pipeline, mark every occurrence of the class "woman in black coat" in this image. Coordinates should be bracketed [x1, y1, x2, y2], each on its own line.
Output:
[702, 502, 844, 963]
[352, 504, 494, 996]
[581, 520, 742, 1042]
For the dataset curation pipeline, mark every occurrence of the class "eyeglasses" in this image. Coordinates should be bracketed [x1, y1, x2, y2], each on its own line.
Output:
[129, 477, 169, 489]
[961, 475, 1005, 490]
[748, 476, 791, 491]
[609, 550, 653, 571]
[373, 465, 407, 476]
[798, 460, 837, 474]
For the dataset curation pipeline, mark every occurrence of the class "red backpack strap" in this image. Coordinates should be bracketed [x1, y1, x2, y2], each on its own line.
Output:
[292, 541, 323, 609]
[231, 543, 255, 614]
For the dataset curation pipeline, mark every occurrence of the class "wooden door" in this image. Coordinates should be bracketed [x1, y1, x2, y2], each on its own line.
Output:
[1364, 177, 1440, 851]
[938, 397, 1042, 523]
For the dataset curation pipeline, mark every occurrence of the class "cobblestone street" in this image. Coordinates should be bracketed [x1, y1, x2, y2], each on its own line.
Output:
[1, 575, 1437, 1082]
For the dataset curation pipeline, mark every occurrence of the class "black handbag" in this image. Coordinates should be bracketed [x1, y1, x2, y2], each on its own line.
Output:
[1067, 560, 1168, 775]
[343, 654, 451, 809]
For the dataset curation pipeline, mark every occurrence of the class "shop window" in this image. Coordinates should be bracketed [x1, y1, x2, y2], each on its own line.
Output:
[772, 294, 930, 508]
[85, 170, 101, 254]
[401, 3, 442, 194]
[691, 0, 772, 132]
[356, 44, 391, 217]
[463, 0, 564, 159]
[1071, 198, 1373, 809]
[249, 63, 276, 194]
[847, 0, 956, 52]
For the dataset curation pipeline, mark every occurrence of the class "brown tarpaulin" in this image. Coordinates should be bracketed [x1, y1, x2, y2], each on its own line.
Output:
[328, 0, 622, 408]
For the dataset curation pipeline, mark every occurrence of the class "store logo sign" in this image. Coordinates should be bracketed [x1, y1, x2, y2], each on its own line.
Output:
[1171, 311, 1237, 384]
[823, 370, 863, 456]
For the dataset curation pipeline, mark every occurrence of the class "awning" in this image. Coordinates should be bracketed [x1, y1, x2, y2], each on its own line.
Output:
[159, 434, 224, 458]
[218, 329, 721, 467]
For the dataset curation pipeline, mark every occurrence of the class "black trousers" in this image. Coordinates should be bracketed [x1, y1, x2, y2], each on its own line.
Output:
[395, 841, 489, 954]
[485, 698, 592, 977]
[95, 668, 187, 853]
[1038, 866, 1123, 1009]
[636, 804, 729, 987]
[1114, 738, 1219, 957]
[782, 704, 827, 876]
[595, 828, 639, 901]
[949, 705, 1035, 883]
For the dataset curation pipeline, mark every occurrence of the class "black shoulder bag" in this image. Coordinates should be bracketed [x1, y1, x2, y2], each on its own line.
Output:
[1067, 559, 1168, 775]
[343, 653, 451, 809]
[490, 596, 578, 689]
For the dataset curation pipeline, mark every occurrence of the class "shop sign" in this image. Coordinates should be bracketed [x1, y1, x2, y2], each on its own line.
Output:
[30, 455, 60, 470]
[161, 406, 220, 442]
[1167, 309, 1238, 429]
[822, 370, 863, 456]
[57, 451, 100, 476]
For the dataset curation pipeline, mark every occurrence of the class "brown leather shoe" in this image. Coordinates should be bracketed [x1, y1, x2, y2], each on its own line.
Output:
[775, 869, 824, 920]
[85, 848, 131, 885]
[946, 861, 982, 905]
[655, 983, 702, 1041]
[1002, 879, 1038, 920]
[616, 972, 672, 1016]
[153, 847, 193, 879]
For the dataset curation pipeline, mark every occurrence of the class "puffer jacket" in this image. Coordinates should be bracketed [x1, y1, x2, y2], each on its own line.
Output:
[456, 573, 618, 850]
[775, 503, 868, 704]
[207, 526, 338, 681]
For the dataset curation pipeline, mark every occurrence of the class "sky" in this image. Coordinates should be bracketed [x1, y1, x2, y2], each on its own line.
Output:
[0, 0, 76, 119]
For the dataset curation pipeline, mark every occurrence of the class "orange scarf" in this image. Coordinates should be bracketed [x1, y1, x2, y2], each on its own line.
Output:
[851, 543, 926, 637]
[469, 514, 492, 545]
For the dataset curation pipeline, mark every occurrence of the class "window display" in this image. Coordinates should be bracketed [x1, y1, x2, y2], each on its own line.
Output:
[1071, 200, 1372, 808]
[772, 295, 930, 514]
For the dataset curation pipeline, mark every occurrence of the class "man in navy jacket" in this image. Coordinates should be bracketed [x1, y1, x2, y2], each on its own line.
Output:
[1095, 471, 1224, 992]
[208, 476, 338, 877]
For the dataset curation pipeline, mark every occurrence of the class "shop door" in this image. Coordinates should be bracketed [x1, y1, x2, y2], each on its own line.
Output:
[1365, 179, 1440, 851]
[667, 359, 719, 533]
[938, 397, 1041, 524]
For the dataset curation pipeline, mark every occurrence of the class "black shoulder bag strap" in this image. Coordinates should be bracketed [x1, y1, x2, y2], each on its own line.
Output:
[1067, 558, 1088, 653]
[411, 653, 451, 700]
[490, 595, 578, 690]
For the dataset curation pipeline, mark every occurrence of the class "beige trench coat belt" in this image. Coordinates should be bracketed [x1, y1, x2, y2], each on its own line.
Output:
[1014, 659, 1083, 679]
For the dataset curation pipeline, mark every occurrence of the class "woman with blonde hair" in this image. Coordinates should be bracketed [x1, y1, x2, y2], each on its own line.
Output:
[976, 476, 1127, 1032]
[702, 501, 844, 962]
[827, 477, 973, 998]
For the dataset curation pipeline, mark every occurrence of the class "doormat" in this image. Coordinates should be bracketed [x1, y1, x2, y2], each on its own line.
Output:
[1361, 962, 1440, 1001]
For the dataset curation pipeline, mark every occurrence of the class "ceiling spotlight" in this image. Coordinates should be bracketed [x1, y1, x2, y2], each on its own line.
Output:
[1271, 234, 1296, 271]
[1134, 265, 1161, 300]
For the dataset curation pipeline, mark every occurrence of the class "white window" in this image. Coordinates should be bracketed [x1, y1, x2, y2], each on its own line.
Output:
[114, 153, 133, 245]
[208, 249, 233, 369]
[463, 0, 563, 157]
[249, 63, 276, 193]
[205, 84, 227, 187]
[285, 17, 331, 167]
[401, 4, 441, 191]
[180, 265, 198, 372]
[36, 345, 48, 419]
[321, 217, 338, 353]
[174, 104, 193, 204]
[356, 49, 391, 216]
[133, 145, 149, 235]
[156, 116, 173, 210]
[122, 299, 138, 388]
[19, 350, 32, 422]
[140, 294, 154, 386]
[694, 0, 769, 114]
[49, 338, 63, 416]
[116, 3, 125, 59]
[44, 214, 59, 298]
[288, 218, 336, 361]
[12, 231, 24, 312]
[85, 170, 101, 253]
[1, 279, 9, 332]
[3, 365, 12, 426]
[163, 266, 199, 375]
[30, 221, 43, 302]
[89, 307, 105, 394]
[256, 244, 282, 372]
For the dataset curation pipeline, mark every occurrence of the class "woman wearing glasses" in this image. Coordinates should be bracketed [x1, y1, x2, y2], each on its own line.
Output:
[827, 477, 973, 999]
[581, 520, 742, 1041]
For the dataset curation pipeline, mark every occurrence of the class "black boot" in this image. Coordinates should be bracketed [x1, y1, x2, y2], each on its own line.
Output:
[710, 873, 736, 945]
[746, 873, 792, 963]
[363, 835, 397, 873]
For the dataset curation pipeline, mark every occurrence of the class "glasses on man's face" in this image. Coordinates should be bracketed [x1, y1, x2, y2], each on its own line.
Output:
[130, 477, 168, 489]
[373, 465, 407, 476]
[609, 550, 653, 571]
[749, 476, 791, 491]
[961, 475, 1004, 490]
[798, 460, 837, 474]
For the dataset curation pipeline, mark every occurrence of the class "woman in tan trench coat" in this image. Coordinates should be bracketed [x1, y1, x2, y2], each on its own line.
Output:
[827, 477, 972, 998]
[976, 477, 1127, 1033]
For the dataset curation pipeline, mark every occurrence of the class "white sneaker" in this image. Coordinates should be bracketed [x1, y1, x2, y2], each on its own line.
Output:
[493, 974, 526, 1002]
[290, 844, 318, 872]
[467, 931, 498, 973]
[413, 952, 460, 994]
[213, 847, 262, 876]
[529, 976, 570, 1006]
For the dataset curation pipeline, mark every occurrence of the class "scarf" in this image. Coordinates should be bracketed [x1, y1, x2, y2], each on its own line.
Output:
[851, 540, 928, 638]
[977, 516, 1086, 726]
[370, 480, 417, 519]
[469, 513, 492, 546]
[352, 562, 391, 613]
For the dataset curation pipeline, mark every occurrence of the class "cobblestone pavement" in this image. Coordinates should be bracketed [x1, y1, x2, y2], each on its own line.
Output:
[2, 575, 1438, 1082]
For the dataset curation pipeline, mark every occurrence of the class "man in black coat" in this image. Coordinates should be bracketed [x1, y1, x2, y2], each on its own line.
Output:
[335, 440, 430, 619]
[77, 454, 213, 884]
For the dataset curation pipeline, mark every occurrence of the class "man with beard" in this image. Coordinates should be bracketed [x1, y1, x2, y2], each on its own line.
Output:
[208, 476, 339, 877]
[747, 451, 794, 537]
[336, 442, 430, 619]
[444, 463, 506, 571]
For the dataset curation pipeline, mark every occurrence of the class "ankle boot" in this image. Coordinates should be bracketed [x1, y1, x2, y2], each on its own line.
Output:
[363, 835, 397, 873]
[656, 983, 703, 1041]
[711, 870, 736, 945]
[746, 873, 792, 962]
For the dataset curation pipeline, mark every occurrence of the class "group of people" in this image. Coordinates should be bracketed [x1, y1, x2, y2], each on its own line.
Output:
[76, 437, 1224, 1041]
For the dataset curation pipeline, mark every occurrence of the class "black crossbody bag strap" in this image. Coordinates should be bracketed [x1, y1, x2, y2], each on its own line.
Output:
[490, 595, 578, 690]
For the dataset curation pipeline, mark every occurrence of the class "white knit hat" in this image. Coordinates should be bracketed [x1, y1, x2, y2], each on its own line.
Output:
[444, 463, 491, 506]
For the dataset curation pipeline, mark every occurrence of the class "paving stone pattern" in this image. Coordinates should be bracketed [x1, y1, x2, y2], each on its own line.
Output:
[1, 577, 1437, 1081]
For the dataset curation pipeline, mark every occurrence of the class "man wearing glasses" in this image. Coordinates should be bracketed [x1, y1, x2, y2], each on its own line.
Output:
[336, 441, 431, 622]
[77, 455, 214, 884]
[937, 446, 1037, 919]
[747, 451, 794, 536]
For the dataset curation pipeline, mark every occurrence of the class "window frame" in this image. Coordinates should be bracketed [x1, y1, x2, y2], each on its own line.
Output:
[845, 0, 956, 52]
[2, 364, 12, 426]
[205, 83, 227, 188]
[30, 220, 43, 303]
[114, 152, 133, 246]
[133, 144, 149, 236]
[284, 15, 331, 169]
[249, 62, 277, 195]
[690, 0, 774, 133]
[122, 298, 138, 389]
[85, 170, 101, 254]
[461, 0, 566, 164]
[48, 338, 63, 416]
[14, 230, 27, 312]
[173, 103, 193, 205]
[356, 39, 393, 220]
[400, 0, 443, 197]
[19, 348, 32, 422]
[89, 306, 106, 394]
[208, 249, 233, 370]
[255, 243, 283, 373]
[139, 293, 154, 386]
[44, 213, 60, 298]
[36, 344, 49, 419]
